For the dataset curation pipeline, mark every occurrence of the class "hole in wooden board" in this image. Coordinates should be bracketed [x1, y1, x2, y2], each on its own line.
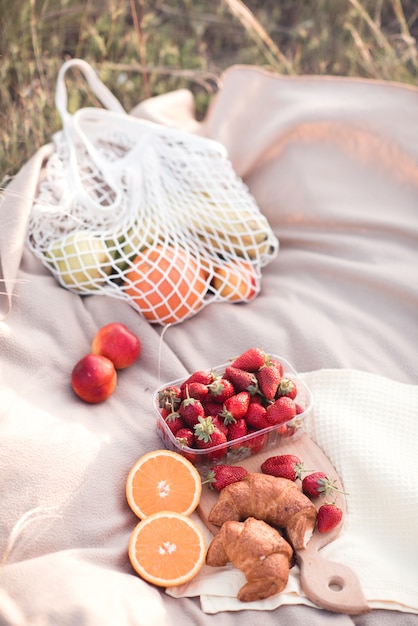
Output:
[328, 576, 345, 592]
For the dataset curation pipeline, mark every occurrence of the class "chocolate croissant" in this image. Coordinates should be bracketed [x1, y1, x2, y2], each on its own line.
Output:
[206, 517, 293, 602]
[208, 472, 317, 550]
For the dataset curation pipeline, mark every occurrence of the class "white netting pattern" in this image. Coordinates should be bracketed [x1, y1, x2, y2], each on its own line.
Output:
[27, 59, 278, 325]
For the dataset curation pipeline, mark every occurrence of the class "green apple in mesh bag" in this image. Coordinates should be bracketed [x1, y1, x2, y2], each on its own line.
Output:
[45, 232, 114, 291]
[109, 219, 160, 270]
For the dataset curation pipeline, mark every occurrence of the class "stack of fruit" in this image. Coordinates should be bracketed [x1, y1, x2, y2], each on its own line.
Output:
[70, 322, 141, 403]
[155, 347, 313, 469]
[203, 454, 345, 535]
[39, 194, 277, 325]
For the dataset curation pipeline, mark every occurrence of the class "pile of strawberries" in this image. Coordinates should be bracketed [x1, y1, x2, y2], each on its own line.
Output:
[157, 347, 306, 462]
[204, 455, 345, 534]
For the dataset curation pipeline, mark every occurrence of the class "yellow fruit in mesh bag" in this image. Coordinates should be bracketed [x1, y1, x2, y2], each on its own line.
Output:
[180, 191, 276, 260]
[122, 220, 159, 258]
[124, 245, 208, 324]
[109, 219, 160, 270]
[212, 260, 259, 302]
[45, 232, 113, 291]
[200, 216, 273, 260]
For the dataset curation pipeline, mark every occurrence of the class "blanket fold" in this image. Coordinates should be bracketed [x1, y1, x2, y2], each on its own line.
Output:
[0, 144, 54, 318]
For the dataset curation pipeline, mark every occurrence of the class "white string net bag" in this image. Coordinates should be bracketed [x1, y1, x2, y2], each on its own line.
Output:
[27, 59, 278, 325]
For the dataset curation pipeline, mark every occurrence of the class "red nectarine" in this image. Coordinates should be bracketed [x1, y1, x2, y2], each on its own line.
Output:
[71, 353, 117, 403]
[91, 322, 141, 369]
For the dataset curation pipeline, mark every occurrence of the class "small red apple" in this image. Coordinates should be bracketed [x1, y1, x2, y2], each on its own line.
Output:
[91, 322, 141, 369]
[71, 353, 117, 403]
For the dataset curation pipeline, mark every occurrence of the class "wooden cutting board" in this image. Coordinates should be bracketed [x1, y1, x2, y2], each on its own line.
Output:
[197, 432, 370, 615]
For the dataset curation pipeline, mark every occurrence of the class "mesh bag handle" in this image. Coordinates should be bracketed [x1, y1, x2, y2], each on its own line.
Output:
[27, 59, 279, 325]
[55, 59, 231, 218]
[55, 59, 129, 215]
[55, 58, 126, 116]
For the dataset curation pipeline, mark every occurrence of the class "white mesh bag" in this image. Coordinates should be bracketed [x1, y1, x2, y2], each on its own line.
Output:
[27, 59, 278, 325]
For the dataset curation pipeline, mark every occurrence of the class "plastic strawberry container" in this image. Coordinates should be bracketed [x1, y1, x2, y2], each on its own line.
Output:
[154, 354, 313, 474]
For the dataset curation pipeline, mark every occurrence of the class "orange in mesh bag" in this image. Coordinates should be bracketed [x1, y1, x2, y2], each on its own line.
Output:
[27, 59, 278, 325]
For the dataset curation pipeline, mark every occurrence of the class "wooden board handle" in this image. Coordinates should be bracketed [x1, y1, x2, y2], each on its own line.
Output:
[297, 548, 370, 615]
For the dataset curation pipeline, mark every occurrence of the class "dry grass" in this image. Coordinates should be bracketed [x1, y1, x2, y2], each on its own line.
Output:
[1, 0, 417, 184]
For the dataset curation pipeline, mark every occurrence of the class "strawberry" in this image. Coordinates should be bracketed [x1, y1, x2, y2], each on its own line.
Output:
[302, 472, 346, 499]
[212, 415, 229, 437]
[163, 408, 185, 435]
[249, 394, 263, 405]
[244, 402, 270, 430]
[179, 389, 205, 428]
[261, 454, 306, 481]
[202, 399, 224, 418]
[244, 429, 268, 454]
[224, 366, 258, 395]
[194, 416, 228, 459]
[183, 381, 209, 402]
[227, 418, 248, 442]
[256, 363, 281, 400]
[202, 464, 248, 491]
[207, 376, 235, 404]
[175, 427, 194, 448]
[181, 370, 214, 391]
[158, 385, 182, 411]
[276, 423, 297, 438]
[317, 503, 343, 533]
[270, 358, 284, 378]
[230, 347, 266, 372]
[220, 391, 251, 423]
[275, 377, 297, 400]
[265, 396, 296, 425]
[160, 406, 172, 419]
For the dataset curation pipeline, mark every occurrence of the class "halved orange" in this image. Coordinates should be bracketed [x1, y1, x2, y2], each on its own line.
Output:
[128, 511, 206, 587]
[126, 449, 202, 519]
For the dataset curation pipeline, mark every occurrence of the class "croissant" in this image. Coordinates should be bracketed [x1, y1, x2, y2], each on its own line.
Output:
[206, 517, 293, 602]
[208, 472, 317, 550]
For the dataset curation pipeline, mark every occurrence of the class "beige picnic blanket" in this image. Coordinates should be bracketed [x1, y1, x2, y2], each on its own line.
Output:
[1, 65, 418, 626]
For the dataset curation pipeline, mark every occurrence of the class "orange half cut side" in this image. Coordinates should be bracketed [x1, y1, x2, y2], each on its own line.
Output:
[128, 511, 206, 587]
[126, 449, 202, 519]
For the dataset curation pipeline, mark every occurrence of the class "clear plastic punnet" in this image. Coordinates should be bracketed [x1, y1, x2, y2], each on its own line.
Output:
[155, 355, 313, 473]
